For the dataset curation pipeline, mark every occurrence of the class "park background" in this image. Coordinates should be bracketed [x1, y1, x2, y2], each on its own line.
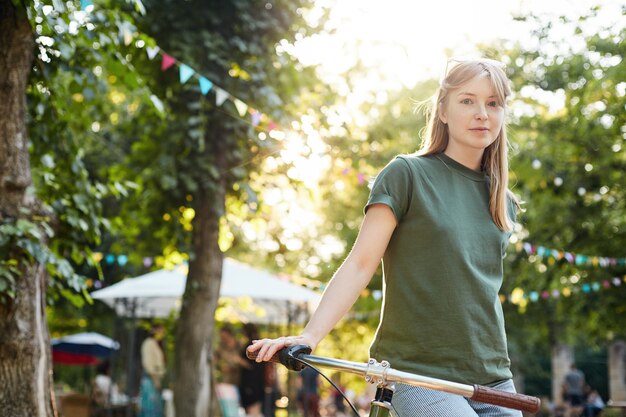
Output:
[0, 0, 625, 416]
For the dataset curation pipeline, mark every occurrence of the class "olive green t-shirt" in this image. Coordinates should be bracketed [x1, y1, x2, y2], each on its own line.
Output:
[365, 153, 514, 386]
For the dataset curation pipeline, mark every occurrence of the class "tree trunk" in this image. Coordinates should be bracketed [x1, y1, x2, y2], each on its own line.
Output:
[608, 340, 626, 403]
[552, 343, 573, 407]
[173, 182, 225, 417]
[0, 2, 55, 417]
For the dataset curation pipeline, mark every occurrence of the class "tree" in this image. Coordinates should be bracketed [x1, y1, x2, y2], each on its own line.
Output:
[501, 9, 626, 354]
[95, 1, 331, 415]
[1, 1, 151, 414]
[0, 3, 52, 416]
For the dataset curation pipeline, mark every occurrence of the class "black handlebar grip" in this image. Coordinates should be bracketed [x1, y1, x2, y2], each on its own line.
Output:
[245, 344, 312, 371]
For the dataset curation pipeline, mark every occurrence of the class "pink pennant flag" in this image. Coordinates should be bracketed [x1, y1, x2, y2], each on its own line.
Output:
[161, 54, 176, 71]
[268, 121, 277, 131]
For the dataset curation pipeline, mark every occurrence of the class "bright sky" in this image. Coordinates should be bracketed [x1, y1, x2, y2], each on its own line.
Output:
[293, 0, 624, 90]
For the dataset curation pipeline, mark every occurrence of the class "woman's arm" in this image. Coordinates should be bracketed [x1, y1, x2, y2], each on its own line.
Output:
[248, 204, 397, 362]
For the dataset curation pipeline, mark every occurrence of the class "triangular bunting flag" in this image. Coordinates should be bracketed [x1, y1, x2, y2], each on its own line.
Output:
[251, 111, 262, 127]
[146, 46, 160, 60]
[268, 121, 277, 131]
[199, 77, 213, 95]
[123, 27, 133, 46]
[161, 54, 176, 71]
[215, 87, 229, 106]
[150, 95, 164, 113]
[80, 0, 94, 10]
[179, 64, 195, 84]
[233, 99, 248, 117]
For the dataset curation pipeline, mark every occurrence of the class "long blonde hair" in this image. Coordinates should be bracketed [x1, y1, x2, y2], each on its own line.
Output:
[417, 59, 517, 231]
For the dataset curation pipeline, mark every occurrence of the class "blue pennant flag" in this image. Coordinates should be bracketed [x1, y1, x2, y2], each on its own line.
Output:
[179, 64, 195, 84]
[80, 0, 94, 10]
[199, 76, 213, 95]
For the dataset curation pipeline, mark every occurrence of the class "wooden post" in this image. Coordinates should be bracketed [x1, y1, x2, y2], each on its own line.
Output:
[552, 344, 574, 406]
[609, 340, 626, 403]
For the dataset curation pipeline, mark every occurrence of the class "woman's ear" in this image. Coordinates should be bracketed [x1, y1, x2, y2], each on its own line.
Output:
[438, 105, 447, 124]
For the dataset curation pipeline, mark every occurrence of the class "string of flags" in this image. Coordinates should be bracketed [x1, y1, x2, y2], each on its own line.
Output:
[92, 243, 626, 304]
[78, 0, 284, 139]
[92, 239, 626, 272]
[501, 275, 625, 306]
[151, 46, 283, 137]
[514, 241, 626, 268]
[90, 251, 327, 292]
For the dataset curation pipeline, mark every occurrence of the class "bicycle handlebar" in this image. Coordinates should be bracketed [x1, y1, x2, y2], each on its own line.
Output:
[246, 345, 540, 414]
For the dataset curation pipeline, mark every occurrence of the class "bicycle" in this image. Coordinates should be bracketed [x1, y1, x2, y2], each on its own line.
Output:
[246, 344, 540, 417]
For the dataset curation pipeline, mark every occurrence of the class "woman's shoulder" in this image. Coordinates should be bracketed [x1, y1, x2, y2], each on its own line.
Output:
[390, 153, 442, 175]
[384, 153, 434, 168]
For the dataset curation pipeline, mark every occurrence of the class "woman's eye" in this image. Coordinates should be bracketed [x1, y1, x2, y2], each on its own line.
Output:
[461, 98, 472, 104]
[488, 101, 499, 107]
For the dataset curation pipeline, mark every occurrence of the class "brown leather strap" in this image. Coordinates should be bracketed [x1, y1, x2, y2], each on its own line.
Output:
[471, 384, 540, 413]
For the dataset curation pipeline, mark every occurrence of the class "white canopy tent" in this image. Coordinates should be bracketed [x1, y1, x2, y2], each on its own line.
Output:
[91, 258, 321, 324]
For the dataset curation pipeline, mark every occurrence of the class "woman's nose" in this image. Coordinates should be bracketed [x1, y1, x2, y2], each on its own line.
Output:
[475, 105, 488, 120]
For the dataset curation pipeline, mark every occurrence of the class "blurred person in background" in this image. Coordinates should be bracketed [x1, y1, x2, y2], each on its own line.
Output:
[139, 324, 166, 417]
[239, 323, 266, 416]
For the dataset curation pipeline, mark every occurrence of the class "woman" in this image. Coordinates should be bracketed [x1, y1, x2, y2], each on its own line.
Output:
[248, 58, 521, 417]
[139, 324, 166, 417]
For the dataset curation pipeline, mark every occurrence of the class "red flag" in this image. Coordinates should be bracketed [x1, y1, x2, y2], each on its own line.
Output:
[161, 54, 176, 71]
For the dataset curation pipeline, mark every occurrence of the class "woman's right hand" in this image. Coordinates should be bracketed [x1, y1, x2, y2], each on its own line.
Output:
[246, 334, 318, 363]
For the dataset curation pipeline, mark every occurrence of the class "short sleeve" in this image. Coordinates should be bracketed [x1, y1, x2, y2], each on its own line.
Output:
[364, 156, 413, 223]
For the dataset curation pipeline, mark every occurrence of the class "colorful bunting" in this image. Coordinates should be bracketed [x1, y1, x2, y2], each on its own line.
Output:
[199, 76, 213, 95]
[503, 275, 625, 306]
[215, 87, 229, 106]
[233, 99, 248, 117]
[517, 241, 626, 269]
[161, 54, 176, 71]
[122, 27, 133, 46]
[72, 0, 304, 151]
[150, 94, 164, 113]
[91, 246, 625, 306]
[179, 64, 195, 84]
[80, 0, 94, 11]
[146, 46, 160, 60]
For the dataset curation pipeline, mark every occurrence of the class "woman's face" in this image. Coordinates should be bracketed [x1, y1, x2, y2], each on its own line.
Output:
[439, 73, 505, 156]
[153, 326, 166, 340]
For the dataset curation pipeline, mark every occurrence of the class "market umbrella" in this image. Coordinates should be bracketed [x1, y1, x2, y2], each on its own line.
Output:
[90, 258, 320, 323]
[52, 332, 120, 365]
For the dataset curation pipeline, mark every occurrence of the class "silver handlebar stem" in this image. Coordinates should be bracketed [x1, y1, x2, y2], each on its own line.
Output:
[300, 354, 474, 398]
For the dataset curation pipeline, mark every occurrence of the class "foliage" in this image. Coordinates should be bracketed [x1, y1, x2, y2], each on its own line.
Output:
[501, 10, 626, 354]
[83, 0, 333, 270]
[0, 0, 157, 306]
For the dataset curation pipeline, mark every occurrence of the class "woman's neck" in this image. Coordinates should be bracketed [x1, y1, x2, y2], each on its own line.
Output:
[443, 147, 483, 171]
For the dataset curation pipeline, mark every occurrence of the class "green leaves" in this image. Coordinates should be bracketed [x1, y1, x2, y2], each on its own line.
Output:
[0, 215, 85, 304]
[500, 12, 626, 352]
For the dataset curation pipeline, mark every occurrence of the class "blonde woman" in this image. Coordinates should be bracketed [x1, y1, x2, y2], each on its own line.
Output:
[249, 58, 522, 416]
